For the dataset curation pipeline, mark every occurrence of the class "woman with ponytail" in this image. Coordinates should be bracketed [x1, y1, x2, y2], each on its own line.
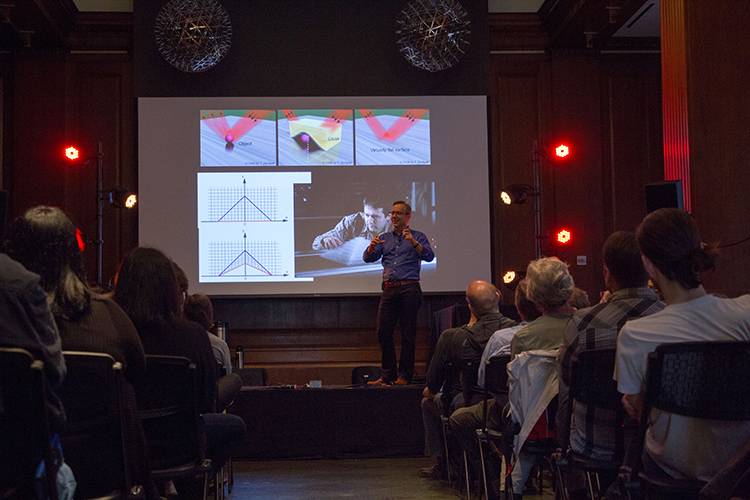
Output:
[614, 208, 750, 483]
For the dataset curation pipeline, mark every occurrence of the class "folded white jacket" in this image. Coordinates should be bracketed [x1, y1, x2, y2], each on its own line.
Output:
[507, 349, 560, 455]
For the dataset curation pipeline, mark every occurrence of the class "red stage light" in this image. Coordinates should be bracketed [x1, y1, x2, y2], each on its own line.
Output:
[556, 229, 572, 244]
[64, 146, 80, 161]
[554, 143, 570, 159]
[75, 228, 86, 252]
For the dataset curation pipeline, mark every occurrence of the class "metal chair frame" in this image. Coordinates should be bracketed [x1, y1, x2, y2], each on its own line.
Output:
[137, 355, 213, 500]
[474, 354, 511, 500]
[560, 348, 625, 500]
[58, 350, 144, 500]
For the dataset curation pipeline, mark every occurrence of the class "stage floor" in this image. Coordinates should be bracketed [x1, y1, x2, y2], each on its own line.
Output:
[231, 384, 424, 459]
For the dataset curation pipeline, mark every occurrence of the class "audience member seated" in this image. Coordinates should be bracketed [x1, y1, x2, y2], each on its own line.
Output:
[615, 208, 750, 483]
[7, 207, 156, 498]
[449, 278, 541, 495]
[113, 247, 246, 490]
[184, 293, 241, 409]
[6, 206, 156, 498]
[185, 293, 233, 375]
[420, 280, 516, 479]
[0, 250, 76, 499]
[508, 256, 575, 498]
[568, 287, 591, 311]
[511, 257, 574, 357]
[556, 231, 664, 498]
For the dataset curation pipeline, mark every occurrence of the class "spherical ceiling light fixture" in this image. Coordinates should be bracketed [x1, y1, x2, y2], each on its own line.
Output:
[154, 0, 232, 73]
[396, 0, 471, 73]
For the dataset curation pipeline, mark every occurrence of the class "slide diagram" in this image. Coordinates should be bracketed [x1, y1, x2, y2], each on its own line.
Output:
[198, 172, 312, 283]
[355, 109, 430, 165]
[200, 110, 277, 167]
[278, 109, 354, 166]
[206, 233, 282, 278]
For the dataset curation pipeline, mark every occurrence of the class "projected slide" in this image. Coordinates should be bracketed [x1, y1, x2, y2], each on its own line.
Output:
[278, 109, 354, 166]
[197, 172, 312, 283]
[355, 109, 430, 165]
[200, 110, 277, 167]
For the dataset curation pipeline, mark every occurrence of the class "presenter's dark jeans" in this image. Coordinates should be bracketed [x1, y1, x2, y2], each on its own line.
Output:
[376, 282, 422, 382]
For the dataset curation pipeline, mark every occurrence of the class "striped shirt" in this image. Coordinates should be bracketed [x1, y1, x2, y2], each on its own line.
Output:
[558, 287, 664, 462]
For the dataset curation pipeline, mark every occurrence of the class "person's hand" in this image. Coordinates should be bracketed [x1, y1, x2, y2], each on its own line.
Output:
[366, 235, 383, 253]
[402, 227, 415, 244]
[320, 235, 343, 249]
[621, 393, 643, 420]
[599, 290, 612, 304]
[422, 386, 433, 399]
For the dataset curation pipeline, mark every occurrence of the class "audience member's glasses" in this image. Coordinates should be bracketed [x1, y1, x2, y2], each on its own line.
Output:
[389, 211, 406, 216]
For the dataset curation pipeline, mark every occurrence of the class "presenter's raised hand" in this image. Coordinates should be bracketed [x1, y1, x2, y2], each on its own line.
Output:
[403, 227, 423, 254]
[366, 235, 383, 253]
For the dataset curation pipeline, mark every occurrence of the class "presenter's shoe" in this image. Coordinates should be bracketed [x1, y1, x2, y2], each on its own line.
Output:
[367, 377, 392, 386]
[394, 376, 410, 385]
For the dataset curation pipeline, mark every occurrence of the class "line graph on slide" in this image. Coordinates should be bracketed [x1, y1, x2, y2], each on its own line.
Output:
[203, 177, 288, 223]
[204, 232, 285, 278]
[198, 171, 311, 283]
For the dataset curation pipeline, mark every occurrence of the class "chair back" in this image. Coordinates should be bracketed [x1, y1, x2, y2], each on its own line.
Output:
[570, 348, 620, 411]
[484, 355, 511, 397]
[645, 341, 750, 420]
[481, 354, 511, 430]
[630, 341, 750, 488]
[57, 350, 141, 498]
[0, 347, 58, 499]
[137, 355, 209, 476]
[460, 359, 478, 406]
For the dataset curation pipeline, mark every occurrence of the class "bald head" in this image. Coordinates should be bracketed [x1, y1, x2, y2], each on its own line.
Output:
[466, 280, 501, 317]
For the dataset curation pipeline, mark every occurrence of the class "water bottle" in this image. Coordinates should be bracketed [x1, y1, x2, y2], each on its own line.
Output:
[236, 346, 244, 369]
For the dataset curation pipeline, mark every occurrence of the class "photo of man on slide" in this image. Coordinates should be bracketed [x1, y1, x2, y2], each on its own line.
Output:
[311, 197, 391, 251]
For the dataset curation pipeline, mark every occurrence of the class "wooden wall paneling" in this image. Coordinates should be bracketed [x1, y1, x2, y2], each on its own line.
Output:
[682, 1, 750, 297]
[544, 55, 606, 297]
[600, 55, 663, 235]
[66, 57, 133, 286]
[229, 327, 431, 385]
[11, 54, 68, 218]
[488, 54, 544, 293]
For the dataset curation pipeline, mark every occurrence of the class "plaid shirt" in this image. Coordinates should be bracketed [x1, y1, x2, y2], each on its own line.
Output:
[558, 287, 664, 462]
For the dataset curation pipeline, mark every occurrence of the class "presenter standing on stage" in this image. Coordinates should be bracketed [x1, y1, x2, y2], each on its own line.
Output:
[363, 200, 435, 385]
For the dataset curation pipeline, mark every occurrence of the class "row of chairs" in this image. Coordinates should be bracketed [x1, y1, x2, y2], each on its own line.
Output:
[0, 348, 219, 500]
[452, 341, 750, 500]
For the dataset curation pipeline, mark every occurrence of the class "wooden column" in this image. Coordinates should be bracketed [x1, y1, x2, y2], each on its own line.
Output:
[659, 0, 691, 212]
[660, 0, 750, 296]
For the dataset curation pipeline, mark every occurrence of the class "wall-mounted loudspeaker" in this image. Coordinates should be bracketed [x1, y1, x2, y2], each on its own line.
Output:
[645, 180, 683, 213]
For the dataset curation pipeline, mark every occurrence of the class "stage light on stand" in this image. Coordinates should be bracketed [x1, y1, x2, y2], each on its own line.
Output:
[107, 188, 138, 209]
[501, 269, 525, 290]
[500, 184, 536, 205]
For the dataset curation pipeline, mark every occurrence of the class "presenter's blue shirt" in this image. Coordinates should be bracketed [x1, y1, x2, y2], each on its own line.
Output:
[362, 229, 434, 281]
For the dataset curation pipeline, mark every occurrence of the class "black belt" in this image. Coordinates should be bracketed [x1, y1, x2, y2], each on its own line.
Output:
[382, 279, 419, 289]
